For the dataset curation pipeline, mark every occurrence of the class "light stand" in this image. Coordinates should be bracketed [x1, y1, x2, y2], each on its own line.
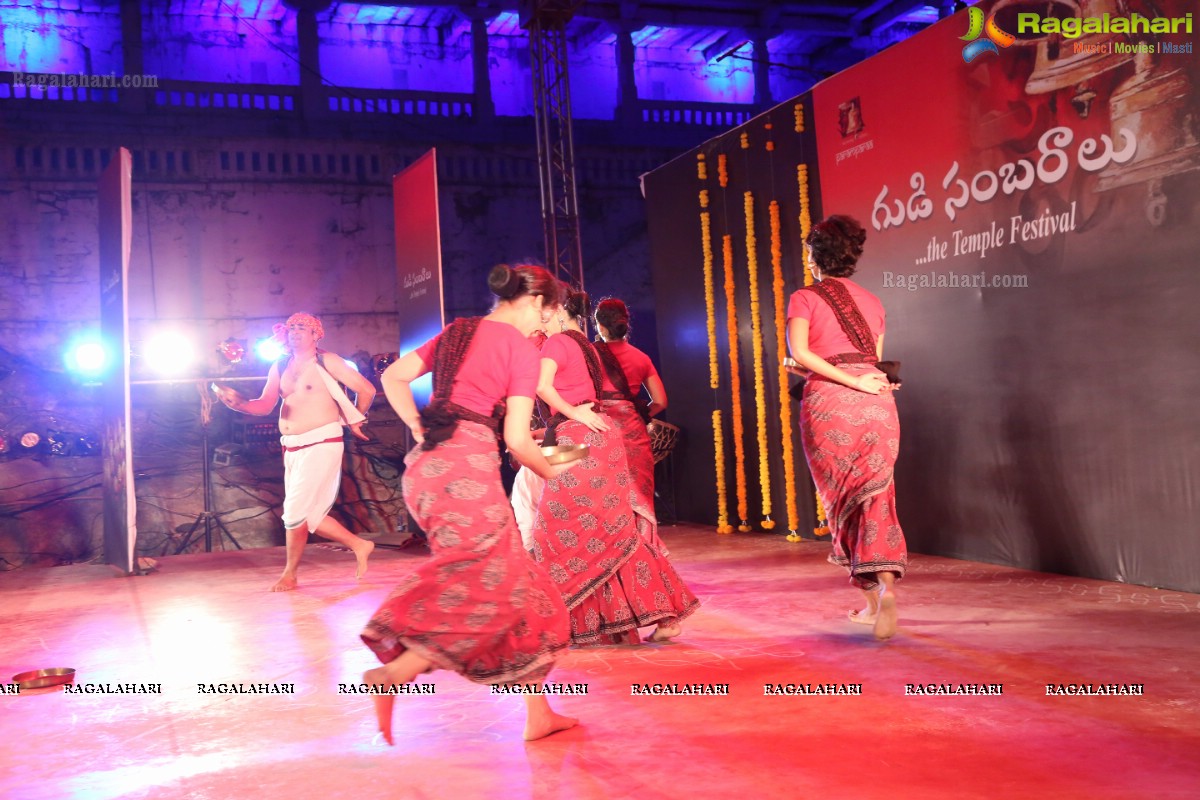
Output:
[132, 377, 264, 554]
[173, 386, 243, 554]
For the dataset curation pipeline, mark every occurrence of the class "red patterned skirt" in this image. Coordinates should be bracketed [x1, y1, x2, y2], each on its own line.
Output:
[800, 364, 908, 591]
[531, 416, 699, 645]
[361, 420, 570, 684]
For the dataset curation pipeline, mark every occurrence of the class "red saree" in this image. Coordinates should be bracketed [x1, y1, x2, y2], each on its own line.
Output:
[531, 417, 699, 645]
[792, 279, 907, 591]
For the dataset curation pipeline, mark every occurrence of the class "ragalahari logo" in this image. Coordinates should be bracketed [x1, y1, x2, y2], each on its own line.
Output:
[961, 6, 1015, 62]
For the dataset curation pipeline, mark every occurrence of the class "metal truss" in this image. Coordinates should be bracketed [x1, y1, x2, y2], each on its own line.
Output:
[523, 0, 585, 291]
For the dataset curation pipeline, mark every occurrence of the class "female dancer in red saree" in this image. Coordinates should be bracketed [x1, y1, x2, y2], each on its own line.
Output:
[786, 215, 907, 640]
[363, 264, 578, 742]
[532, 289, 699, 646]
[592, 298, 668, 552]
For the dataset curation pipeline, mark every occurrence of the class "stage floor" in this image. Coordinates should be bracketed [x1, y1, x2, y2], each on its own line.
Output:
[1, 525, 1197, 800]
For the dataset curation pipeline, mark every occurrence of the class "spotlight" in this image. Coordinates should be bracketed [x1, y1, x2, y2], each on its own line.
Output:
[64, 336, 110, 381]
[255, 336, 287, 363]
[19, 431, 41, 450]
[143, 331, 197, 376]
[0, 432, 8, 454]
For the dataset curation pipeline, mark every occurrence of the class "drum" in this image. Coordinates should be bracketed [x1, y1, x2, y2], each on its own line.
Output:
[647, 419, 680, 464]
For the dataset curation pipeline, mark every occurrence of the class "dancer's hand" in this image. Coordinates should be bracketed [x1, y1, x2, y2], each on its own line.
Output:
[853, 373, 890, 395]
[212, 384, 245, 410]
[569, 402, 610, 432]
[349, 421, 370, 441]
[404, 418, 425, 444]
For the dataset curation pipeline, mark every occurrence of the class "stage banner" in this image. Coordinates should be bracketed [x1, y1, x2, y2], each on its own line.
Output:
[393, 149, 445, 406]
[99, 148, 137, 575]
[810, 0, 1199, 591]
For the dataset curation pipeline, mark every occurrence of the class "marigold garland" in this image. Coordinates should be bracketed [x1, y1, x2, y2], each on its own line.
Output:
[697, 153, 707, 180]
[813, 490, 830, 537]
[793, 162, 825, 541]
[793, 102, 805, 133]
[700, 209, 718, 389]
[713, 410, 733, 534]
[722, 233, 749, 532]
[743, 191, 772, 530]
[739, 132, 749, 149]
[718, 154, 728, 188]
[769, 200, 800, 539]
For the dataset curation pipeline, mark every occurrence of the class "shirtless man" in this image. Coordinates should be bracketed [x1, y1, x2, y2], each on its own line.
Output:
[215, 312, 376, 591]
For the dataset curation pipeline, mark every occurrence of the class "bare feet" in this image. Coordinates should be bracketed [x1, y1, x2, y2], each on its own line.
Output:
[523, 710, 579, 741]
[874, 587, 898, 640]
[364, 666, 396, 745]
[270, 573, 298, 592]
[647, 621, 682, 642]
[353, 539, 375, 580]
[849, 587, 880, 624]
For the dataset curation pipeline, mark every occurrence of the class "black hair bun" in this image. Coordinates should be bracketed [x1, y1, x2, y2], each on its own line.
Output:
[565, 289, 591, 320]
[488, 264, 523, 299]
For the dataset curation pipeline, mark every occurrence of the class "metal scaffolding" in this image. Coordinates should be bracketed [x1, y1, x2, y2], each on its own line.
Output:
[522, 0, 585, 291]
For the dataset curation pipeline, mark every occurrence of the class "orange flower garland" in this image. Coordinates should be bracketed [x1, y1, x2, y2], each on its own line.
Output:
[794, 161, 827, 540]
[793, 102, 805, 133]
[739, 132, 749, 149]
[770, 200, 800, 539]
[697, 153, 707, 180]
[743, 191, 772, 530]
[714, 410, 733, 534]
[718, 154, 728, 188]
[722, 233, 749, 531]
[700, 208, 718, 390]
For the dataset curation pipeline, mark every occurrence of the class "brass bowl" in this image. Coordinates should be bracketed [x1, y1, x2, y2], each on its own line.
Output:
[541, 444, 589, 465]
[12, 667, 76, 690]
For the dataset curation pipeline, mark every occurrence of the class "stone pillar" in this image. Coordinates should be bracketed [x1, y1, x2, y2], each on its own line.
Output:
[614, 25, 638, 126]
[470, 15, 495, 122]
[119, 0, 146, 112]
[296, 8, 323, 118]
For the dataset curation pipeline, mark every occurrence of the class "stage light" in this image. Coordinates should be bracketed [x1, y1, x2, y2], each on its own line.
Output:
[64, 333, 110, 381]
[218, 337, 246, 365]
[143, 331, 197, 376]
[255, 336, 287, 362]
[0, 432, 8, 454]
[19, 431, 41, 450]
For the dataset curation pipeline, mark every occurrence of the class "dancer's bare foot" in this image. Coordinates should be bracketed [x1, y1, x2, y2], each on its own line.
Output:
[849, 588, 880, 624]
[647, 621, 682, 642]
[523, 710, 578, 741]
[270, 573, 298, 592]
[364, 666, 396, 745]
[353, 539, 375, 580]
[874, 587, 898, 640]
[847, 608, 876, 625]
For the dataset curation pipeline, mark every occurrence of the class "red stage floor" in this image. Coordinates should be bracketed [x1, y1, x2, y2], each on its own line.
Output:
[2, 525, 1197, 800]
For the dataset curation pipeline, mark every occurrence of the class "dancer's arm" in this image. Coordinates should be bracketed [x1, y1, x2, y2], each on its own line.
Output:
[787, 317, 888, 395]
[504, 396, 568, 481]
[381, 351, 430, 443]
[324, 353, 377, 440]
[537, 358, 610, 432]
[643, 374, 668, 418]
[215, 364, 282, 415]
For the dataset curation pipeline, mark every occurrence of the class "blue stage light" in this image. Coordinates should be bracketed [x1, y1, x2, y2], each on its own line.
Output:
[255, 336, 287, 362]
[64, 333, 111, 381]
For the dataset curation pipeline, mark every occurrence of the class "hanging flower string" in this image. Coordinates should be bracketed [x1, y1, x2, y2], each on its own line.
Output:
[699, 153, 730, 533]
[794, 162, 827, 540]
[743, 191, 773, 530]
[794, 102, 805, 133]
[713, 410, 733, 533]
[722, 233, 749, 531]
[770, 200, 800, 539]
[700, 203, 718, 389]
[718, 154, 728, 188]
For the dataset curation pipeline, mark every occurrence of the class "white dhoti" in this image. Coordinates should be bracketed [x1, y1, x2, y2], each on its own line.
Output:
[510, 465, 546, 550]
[280, 421, 345, 532]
